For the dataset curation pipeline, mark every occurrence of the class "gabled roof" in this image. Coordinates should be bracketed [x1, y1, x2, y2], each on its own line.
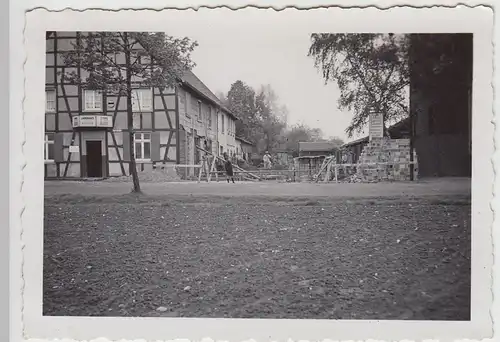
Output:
[298, 141, 339, 152]
[180, 70, 238, 121]
[341, 136, 369, 148]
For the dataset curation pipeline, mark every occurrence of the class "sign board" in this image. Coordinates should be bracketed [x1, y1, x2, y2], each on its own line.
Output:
[72, 115, 113, 128]
[107, 99, 115, 109]
[69, 145, 79, 153]
[369, 112, 384, 140]
[79, 115, 97, 127]
[97, 115, 113, 128]
[72, 116, 79, 128]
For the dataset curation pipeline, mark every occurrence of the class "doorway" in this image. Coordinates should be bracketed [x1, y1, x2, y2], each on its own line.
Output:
[86, 140, 103, 177]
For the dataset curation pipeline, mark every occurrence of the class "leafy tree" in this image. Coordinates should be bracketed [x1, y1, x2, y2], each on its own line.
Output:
[226, 80, 258, 139]
[309, 33, 471, 139]
[60, 32, 197, 193]
[254, 86, 287, 152]
[225, 82, 287, 154]
[308, 33, 410, 138]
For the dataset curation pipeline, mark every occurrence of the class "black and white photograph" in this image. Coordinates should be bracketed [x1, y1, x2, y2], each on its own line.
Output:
[16, 4, 494, 342]
[43, 29, 473, 320]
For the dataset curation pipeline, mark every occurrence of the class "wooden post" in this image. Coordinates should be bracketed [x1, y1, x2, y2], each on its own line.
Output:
[195, 145, 261, 181]
[197, 159, 203, 183]
[409, 110, 415, 181]
[324, 159, 330, 182]
[409, 38, 416, 182]
[208, 156, 216, 183]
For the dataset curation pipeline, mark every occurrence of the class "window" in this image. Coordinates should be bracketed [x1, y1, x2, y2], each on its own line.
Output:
[221, 114, 225, 134]
[132, 88, 153, 112]
[190, 97, 198, 118]
[197, 101, 202, 122]
[208, 106, 212, 129]
[44, 133, 54, 162]
[84, 89, 103, 111]
[134, 133, 151, 161]
[46, 90, 56, 113]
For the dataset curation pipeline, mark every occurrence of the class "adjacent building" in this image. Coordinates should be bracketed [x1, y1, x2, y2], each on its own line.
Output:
[409, 33, 472, 177]
[44, 31, 238, 179]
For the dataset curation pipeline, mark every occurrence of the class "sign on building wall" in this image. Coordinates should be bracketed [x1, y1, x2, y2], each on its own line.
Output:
[369, 112, 384, 140]
[69, 145, 79, 153]
[72, 115, 114, 128]
[97, 115, 113, 128]
[79, 116, 97, 127]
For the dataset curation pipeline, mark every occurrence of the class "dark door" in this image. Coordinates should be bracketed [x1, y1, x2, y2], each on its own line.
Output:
[86, 141, 103, 178]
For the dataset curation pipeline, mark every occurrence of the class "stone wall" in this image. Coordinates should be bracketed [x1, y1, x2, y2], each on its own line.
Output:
[357, 138, 418, 182]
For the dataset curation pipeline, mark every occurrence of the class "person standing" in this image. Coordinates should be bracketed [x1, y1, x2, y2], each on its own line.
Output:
[223, 152, 235, 183]
[263, 151, 272, 169]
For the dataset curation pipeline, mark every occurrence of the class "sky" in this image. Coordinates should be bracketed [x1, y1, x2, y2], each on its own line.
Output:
[157, 8, 363, 142]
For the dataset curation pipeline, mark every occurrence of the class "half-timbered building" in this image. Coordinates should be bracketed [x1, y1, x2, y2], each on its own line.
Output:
[45, 31, 238, 179]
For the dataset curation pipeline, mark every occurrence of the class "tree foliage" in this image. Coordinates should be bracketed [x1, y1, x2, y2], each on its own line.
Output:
[308, 33, 471, 139]
[224, 81, 287, 154]
[60, 32, 197, 192]
[226, 80, 258, 139]
[222, 80, 337, 158]
[308, 33, 410, 138]
[61, 32, 198, 94]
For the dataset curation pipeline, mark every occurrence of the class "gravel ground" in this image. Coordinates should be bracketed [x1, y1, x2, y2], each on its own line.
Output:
[43, 193, 471, 320]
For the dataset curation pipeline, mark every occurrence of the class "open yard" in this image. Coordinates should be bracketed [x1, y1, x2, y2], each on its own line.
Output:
[43, 179, 471, 320]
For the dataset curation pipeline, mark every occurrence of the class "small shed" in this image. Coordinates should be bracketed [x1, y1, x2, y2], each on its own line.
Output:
[292, 155, 329, 182]
[298, 141, 339, 157]
[274, 148, 293, 166]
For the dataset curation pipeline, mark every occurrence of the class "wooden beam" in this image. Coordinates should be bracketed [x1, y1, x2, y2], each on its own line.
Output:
[207, 155, 217, 182]
[195, 145, 261, 180]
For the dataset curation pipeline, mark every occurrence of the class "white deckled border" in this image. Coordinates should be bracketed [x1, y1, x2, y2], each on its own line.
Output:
[11, 1, 495, 342]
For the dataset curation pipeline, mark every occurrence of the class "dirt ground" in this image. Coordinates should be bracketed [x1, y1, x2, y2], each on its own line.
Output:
[43, 179, 471, 320]
[44, 177, 471, 198]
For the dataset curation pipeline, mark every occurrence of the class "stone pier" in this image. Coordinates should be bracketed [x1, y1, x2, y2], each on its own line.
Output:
[357, 137, 418, 182]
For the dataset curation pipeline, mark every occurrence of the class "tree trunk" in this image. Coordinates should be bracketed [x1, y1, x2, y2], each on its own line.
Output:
[124, 32, 141, 193]
[409, 108, 415, 181]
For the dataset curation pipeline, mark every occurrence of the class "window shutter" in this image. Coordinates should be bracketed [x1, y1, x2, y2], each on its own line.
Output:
[151, 132, 161, 161]
[122, 131, 131, 162]
[53, 133, 64, 162]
